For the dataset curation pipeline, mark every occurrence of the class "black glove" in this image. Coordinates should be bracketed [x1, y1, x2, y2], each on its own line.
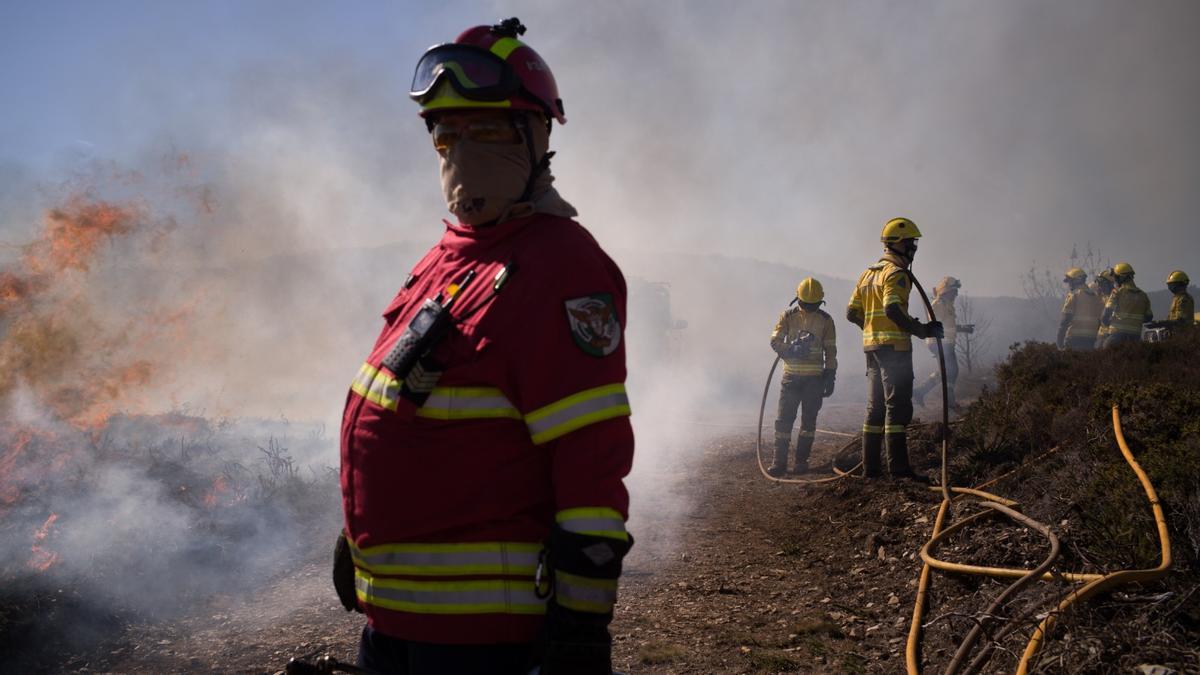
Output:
[821, 371, 836, 398]
[539, 527, 633, 675]
[333, 532, 362, 613]
[917, 320, 944, 340]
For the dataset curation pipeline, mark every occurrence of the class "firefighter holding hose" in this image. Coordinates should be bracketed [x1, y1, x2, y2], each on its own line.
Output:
[847, 218, 942, 482]
[767, 277, 837, 477]
[913, 276, 972, 409]
[335, 18, 633, 674]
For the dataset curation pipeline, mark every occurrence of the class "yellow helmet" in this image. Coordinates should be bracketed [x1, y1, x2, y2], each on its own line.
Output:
[796, 277, 824, 304]
[880, 217, 922, 243]
[1113, 262, 1135, 276]
[1166, 270, 1189, 284]
[1064, 267, 1087, 282]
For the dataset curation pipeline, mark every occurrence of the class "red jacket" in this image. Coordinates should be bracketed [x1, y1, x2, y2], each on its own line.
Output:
[340, 213, 633, 644]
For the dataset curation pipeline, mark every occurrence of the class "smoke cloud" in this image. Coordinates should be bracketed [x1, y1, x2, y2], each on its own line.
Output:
[1, 0, 1198, 658]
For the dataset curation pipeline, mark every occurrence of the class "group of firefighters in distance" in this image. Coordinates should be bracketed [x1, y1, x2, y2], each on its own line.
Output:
[1058, 264, 1194, 349]
[768, 218, 1196, 480]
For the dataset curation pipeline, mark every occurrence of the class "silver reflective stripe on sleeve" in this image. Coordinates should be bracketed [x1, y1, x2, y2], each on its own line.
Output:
[525, 384, 631, 444]
[554, 571, 619, 614]
[556, 507, 629, 541]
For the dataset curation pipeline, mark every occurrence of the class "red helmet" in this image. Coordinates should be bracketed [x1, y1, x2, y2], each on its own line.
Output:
[409, 18, 566, 124]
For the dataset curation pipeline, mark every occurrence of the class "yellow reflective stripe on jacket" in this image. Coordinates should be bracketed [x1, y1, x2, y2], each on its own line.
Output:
[1110, 312, 1145, 334]
[783, 363, 825, 375]
[852, 256, 912, 351]
[775, 307, 837, 374]
[1106, 286, 1151, 334]
[351, 362, 400, 411]
[1063, 289, 1102, 340]
[416, 387, 521, 420]
[1169, 293, 1195, 324]
[355, 571, 546, 615]
[554, 571, 618, 614]
[556, 507, 628, 541]
[526, 384, 631, 445]
[350, 540, 541, 576]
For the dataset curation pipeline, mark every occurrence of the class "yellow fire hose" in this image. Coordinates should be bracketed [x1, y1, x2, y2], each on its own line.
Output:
[755, 354, 863, 484]
[905, 406, 1172, 674]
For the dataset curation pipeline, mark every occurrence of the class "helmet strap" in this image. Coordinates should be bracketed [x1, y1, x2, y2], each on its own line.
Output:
[513, 113, 553, 204]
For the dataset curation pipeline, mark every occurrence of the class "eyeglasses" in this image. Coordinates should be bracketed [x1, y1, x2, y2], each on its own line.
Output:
[410, 44, 522, 104]
[431, 117, 521, 150]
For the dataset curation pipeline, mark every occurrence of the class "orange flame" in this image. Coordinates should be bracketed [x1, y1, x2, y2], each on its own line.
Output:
[202, 475, 229, 508]
[28, 513, 60, 572]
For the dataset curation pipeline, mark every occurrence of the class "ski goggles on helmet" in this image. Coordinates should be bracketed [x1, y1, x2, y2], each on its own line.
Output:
[410, 44, 522, 104]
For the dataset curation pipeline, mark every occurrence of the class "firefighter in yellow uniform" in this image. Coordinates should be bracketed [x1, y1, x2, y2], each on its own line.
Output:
[768, 278, 837, 477]
[1101, 262, 1153, 346]
[913, 276, 971, 408]
[1056, 267, 1103, 350]
[1166, 270, 1194, 327]
[1093, 268, 1117, 347]
[847, 218, 942, 482]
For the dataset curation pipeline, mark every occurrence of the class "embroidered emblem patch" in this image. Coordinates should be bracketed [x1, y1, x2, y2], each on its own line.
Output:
[565, 293, 621, 357]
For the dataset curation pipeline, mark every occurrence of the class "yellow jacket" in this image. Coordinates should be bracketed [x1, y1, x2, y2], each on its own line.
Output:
[1060, 287, 1103, 341]
[770, 306, 837, 376]
[1103, 282, 1153, 336]
[1169, 291, 1195, 325]
[849, 253, 913, 352]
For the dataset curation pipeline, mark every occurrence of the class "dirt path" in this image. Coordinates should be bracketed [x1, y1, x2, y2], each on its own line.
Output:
[53, 417, 953, 674]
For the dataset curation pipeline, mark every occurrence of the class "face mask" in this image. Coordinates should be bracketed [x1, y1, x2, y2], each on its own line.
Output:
[438, 136, 531, 226]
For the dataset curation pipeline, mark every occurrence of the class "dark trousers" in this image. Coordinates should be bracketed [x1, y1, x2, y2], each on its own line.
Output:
[864, 349, 914, 432]
[915, 344, 959, 401]
[1103, 331, 1141, 347]
[774, 372, 824, 452]
[358, 624, 537, 675]
[1064, 335, 1096, 350]
[862, 349, 914, 475]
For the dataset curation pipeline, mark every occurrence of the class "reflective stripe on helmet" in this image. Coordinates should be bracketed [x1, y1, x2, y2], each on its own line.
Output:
[355, 571, 546, 615]
[525, 384, 631, 444]
[350, 540, 541, 576]
[556, 507, 628, 541]
[554, 571, 619, 614]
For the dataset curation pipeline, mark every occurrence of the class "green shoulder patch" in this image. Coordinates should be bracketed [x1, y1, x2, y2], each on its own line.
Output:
[565, 293, 622, 357]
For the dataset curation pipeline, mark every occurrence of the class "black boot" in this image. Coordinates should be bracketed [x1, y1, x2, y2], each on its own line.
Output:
[768, 433, 789, 477]
[887, 433, 930, 483]
[862, 432, 883, 478]
[790, 434, 814, 474]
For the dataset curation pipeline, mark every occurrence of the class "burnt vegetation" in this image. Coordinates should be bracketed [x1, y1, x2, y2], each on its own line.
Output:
[0, 414, 339, 672]
[924, 331, 1200, 672]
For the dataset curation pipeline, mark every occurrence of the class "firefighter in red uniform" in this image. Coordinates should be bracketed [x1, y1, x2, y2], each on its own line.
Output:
[335, 18, 633, 675]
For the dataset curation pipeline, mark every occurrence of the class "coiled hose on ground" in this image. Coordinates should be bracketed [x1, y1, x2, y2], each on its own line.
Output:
[905, 406, 1172, 674]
